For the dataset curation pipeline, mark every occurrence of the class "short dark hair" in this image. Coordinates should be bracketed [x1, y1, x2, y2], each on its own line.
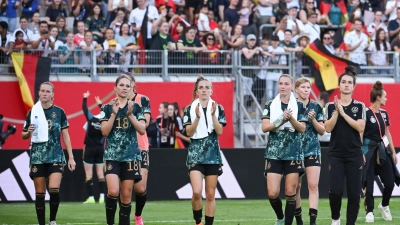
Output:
[353, 18, 363, 25]
[284, 29, 292, 35]
[319, 91, 329, 105]
[19, 16, 28, 22]
[0, 21, 8, 30]
[39, 21, 48, 26]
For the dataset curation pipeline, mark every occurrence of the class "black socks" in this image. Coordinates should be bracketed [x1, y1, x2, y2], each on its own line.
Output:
[309, 208, 318, 224]
[295, 207, 303, 225]
[269, 197, 284, 220]
[105, 194, 118, 225]
[119, 202, 132, 225]
[49, 188, 60, 222]
[135, 191, 147, 217]
[35, 192, 46, 225]
[85, 178, 93, 198]
[285, 194, 296, 225]
[193, 208, 202, 224]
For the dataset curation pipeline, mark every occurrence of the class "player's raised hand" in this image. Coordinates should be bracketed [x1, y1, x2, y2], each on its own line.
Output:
[83, 91, 90, 98]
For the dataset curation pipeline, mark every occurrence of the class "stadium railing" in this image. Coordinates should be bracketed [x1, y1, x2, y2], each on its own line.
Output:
[0, 49, 399, 83]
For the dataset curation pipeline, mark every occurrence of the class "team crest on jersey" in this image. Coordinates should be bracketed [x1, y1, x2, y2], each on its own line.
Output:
[99, 111, 105, 118]
[188, 163, 196, 169]
[184, 116, 188, 123]
[351, 107, 358, 113]
[32, 166, 38, 173]
[52, 112, 57, 118]
[370, 116, 376, 123]
[263, 109, 269, 116]
[107, 163, 113, 170]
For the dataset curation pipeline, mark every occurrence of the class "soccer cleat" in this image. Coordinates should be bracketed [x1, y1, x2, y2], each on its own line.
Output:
[273, 217, 285, 225]
[331, 219, 340, 225]
[378, 203, 392, 221]
[365, 212, 374, 223]
[134, 215, 144, 225]
[83, 196, 95, 204]
[49, 221, 57, 225]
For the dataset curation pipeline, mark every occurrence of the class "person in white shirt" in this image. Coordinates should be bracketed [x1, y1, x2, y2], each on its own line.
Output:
[129, 0, 159, 49]
[344, 18, 369, 66]
[368, 28, 391, 74]
[13, 16, 34, 43]
[31, 21, 55, 57]
[0, 21, 15, 70]
[303, 12, 320, 42]
[286, 5, 304, 36]
[266, 35, 286, 100]
[322, 32, 335, 54]
[367, 10, 388, 41]
[197, 5, 210, 33]
[79, 31, 103, 73]
[255, 0, 278, 35]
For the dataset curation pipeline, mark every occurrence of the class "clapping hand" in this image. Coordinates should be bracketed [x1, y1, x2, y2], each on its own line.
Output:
[112, 99, 119, 115]
[283, 108, 293, 122]
[126, 101, 134, 116]
[308, 109, 316, 120]
[195, 103, 201, 118]
[211, 102, 217, 115]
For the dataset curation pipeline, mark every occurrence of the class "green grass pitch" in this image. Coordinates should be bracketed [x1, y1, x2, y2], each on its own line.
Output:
[0, 198, 399, 224]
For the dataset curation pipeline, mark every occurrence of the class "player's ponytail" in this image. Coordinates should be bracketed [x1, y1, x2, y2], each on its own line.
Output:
[338, 65, 358, 85]
[370, 81, 384, 103]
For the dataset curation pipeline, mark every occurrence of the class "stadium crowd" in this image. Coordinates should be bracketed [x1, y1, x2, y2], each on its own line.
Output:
[0, 0, 399, 77]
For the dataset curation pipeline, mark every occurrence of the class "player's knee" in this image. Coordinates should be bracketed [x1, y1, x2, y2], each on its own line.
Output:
[268, 191, 279, 199]
[192, 191, 202, 200]
[120, 195, 131, 204]
[205, 191, 215, 202]
[285, 188, 297, 196]
[134, 183, 146, 194]
[108, 188, 120, 197]
[308, 182, 318, 193]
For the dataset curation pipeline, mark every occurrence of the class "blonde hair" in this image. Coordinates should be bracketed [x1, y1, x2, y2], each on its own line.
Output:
[279, 74, 294, 84]
[192, 75, 212, 102]
[40, 81, 55, 92]
[295, 77, 311, 88]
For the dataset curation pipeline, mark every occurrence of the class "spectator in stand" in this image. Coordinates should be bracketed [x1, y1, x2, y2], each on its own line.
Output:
[224, 0, 239, 28]
[150, 9, 175, 50]
[217, 0, 229, 21]
[177, 25, 206, 72]
[266, 35, 286, 100]
[299, 0, 321, 24]
[28, 12, 40, 35]
[270, 1, 287, 24]
[45, 0, 67, 26]
[279, 29, 303, 52]
[286, 6, 304, 40]
[102, 28, 122, 51]
[173, 0, 185, 14]
[254, 0, 277, 37]
[14, 31, 27, 51]
[385, 0, 400, 22]
[368, 28, 391, 74]
[207, 10, 218, 31]
[71, 0, 93, 33]
[225, 24, 245, 50]
[241, 34, 259, 107]
[156, 102, 169, 148]
[388, 8, 400, 43]
[14, 16, 33, 43]
[0, 21, 14, 69]
[303, 11, 320, 42]
[367, 10, 388, 41]
[285, 0, 299, 9]
[319, 91, 329, 108]
[74, 21, 85, 46]
[391, 30, 400, 50]
[31, 21, 54, 56]
[45, 0, 69, 10]
[78, 31, 103, 73]
[238, 0, 251, 28]
[115, 22, 139, 72]
[198, 5, 211, 34]
[155, 0, 176, 13]
[253, 39, 270, 104]
[85, 3, 106, 43]
[173, 21, 185, 41]
[130, 0, 159, 49]
[58, 32, 79, 73]
[109, 8, 130, 35]
[48, 26, 64, 73]
[201, 32, 223, 73]
[99, 39, 125, 73]
[322, 0, 348, 27]
[348, 0, 362, 21]
[295, 34, 311, 76]
[344, 18, 368, 68]
[362, 0, 381, 13]
[21, 0, 41, 20]
[107, 0, 132, 24]
[0, 0, 20, 32]
[322, 32, 335, 54]
[55, 16, 67, 43]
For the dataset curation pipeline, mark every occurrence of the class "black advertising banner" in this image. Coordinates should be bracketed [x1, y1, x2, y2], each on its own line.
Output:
[0, 149, 399, 202]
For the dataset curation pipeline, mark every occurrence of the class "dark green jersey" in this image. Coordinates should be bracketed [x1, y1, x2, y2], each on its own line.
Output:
[23, 105, 69, 165]
[132, 94, 151, 115]
[100, 102, 146, 162]
[262, 100, 308, 160]
[301, 100, 324, 157]
[183, 104, 226, 165]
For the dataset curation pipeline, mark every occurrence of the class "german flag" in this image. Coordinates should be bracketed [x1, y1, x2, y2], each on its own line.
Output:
[320, 0, 348, 20]
[11, 52, 51, 112]
[136, 6, 149, 72]
[304, 39, 361, 91]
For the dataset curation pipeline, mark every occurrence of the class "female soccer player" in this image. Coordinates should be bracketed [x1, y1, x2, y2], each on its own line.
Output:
[22, 82, 76, 225]
[183, 75, 226, 225]
[82, 91, 106, 204]
[362, 81, 398, 223]
[100, 74, 146, 225]
[261, 74, 307, 225]
[294, 77, 325, 225]
[324, 66, 366, 225]
[122, 72, 152, 225]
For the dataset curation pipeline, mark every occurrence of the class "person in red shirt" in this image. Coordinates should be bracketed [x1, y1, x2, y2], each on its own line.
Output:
[155, 0, 176, 13]
[173, 21, 186, 41]
[201, 32, 223, 72]
[207, 10, 218, 31]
